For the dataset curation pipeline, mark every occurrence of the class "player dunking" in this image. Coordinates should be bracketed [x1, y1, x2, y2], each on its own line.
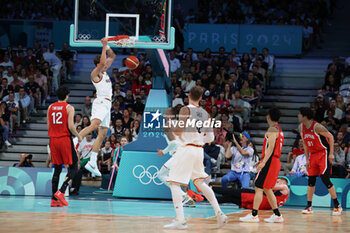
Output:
[164, 86, 227, 230]
[78, 38, 116, 176]
[298, 107, 342, 215]
[240, 108, 285, 223]
[47, 86, 80, 207]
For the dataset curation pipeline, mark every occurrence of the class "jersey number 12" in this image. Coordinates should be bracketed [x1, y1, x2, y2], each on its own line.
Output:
[51, 112, 63, 124]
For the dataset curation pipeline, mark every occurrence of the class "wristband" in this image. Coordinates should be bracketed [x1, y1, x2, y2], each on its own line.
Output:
[106, 45, 111, 50]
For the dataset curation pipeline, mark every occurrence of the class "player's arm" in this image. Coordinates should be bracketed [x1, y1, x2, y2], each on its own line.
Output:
[299, 123, 309, 160]
[101, 46, 116, 73]
[91, 38, 108, 82]
[46, 105, 51, 131]
[257, 126, 278, 171]
[272, 184, 289, 195]
[315, 122, 334, 161]
[173, 106, 190, 136]
[202, 114, 215, 144]
[67, 105, 81, 140]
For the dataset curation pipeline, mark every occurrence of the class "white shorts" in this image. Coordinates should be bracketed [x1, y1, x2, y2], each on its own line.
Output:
[163, 157, 174, 169]
[91, 97, 111, 128]
[167, 145, 208, 186]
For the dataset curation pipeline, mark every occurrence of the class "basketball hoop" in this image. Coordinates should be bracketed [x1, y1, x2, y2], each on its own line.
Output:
[108, 35, 136, 48]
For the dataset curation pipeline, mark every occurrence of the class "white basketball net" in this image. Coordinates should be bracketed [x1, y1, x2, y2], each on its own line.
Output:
[110, 37, 136, 48]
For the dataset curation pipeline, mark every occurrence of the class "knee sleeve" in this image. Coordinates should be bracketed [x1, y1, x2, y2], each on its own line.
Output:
[308, 176, 316, 187]
[320, 174, 333, 189]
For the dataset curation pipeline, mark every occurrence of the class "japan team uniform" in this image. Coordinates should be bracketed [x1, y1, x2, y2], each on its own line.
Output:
[301, 121, 330, 176]
[241, 190, 289, 210]
[255, 124, 284, 189]
[167, 104, 215, 185]
[48, 102, 77, 165]
[91, 72, 112, 128]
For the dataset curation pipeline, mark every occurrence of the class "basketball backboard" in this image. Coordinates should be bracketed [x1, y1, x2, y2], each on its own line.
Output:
[70, 0, 175, 49]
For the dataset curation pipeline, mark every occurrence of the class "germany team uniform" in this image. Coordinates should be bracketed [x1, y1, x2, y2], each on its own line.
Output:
[255, 124, 284, 189]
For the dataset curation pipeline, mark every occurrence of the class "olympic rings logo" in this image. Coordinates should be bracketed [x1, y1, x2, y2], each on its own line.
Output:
[132, 165, 164, 185]
[78, 33, 91, 40]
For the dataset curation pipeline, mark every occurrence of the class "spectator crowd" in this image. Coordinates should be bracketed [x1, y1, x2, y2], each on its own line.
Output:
[0, 42, 74, 148]
[283, 56, 350, 179]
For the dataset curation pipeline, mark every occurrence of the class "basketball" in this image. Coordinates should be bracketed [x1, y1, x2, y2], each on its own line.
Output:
[125, 56, 139, 70]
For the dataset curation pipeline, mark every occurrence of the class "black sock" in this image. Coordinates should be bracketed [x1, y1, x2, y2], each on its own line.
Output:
[59, 181, 69, 194]
[333, 198, 339, 208]
[273, 209, 281, 217]
[307, 201, 312, 207]
[252, 209, 258, 217]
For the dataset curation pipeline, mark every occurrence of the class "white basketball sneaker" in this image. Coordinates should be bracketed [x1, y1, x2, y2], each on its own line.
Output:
[332, 206, 342, 216]
[163, 219, 188, 230]
[216, 211, 228, 227]
[264, 214, 284, 223]
[301, 206, 313, 214]
[239, 213, 260, 223]
[85, 161, 101, 176]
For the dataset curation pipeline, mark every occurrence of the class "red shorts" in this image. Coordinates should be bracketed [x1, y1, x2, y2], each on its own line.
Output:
[255, 156, 280, 189]
[308, 150, 328, 176]
[50, 136, 73, 165]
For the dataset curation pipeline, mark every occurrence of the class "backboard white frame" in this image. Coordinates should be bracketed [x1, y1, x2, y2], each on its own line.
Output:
[105, 13, 140, 40]
[71, 0, 175, 49]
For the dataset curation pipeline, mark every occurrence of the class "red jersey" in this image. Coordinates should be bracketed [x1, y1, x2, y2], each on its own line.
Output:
[48, 102, 70, 138]
[262, 124, 284, 159]
[241, 191, 289, 210]
[302, 121, 329, 153]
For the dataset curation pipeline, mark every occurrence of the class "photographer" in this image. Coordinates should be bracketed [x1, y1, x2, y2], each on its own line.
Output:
[13, 153, 35, 167]
[222, 131, 254, 189]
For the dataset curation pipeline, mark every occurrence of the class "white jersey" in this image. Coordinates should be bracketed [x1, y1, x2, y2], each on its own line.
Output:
[180, 104, 215, 146]
[93, 72, 112, 100]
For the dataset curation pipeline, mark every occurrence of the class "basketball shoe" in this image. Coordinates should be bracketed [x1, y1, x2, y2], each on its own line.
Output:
[50, 199, 64, 207]
[264, 214, 284, 223]
[182, 195, 195, 207]
[187, 189, 204, 202]
[239, 213, 260, 223]
[301, 206, 313, 214]
[163, 219, 188, 230]
[332, 206, 342, 216]
[216, 211, 228, 227]
[85, 161, 102, 176]
[54, 190, 68, 206]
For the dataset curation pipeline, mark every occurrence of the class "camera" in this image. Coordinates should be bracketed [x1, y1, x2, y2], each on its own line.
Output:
[223, 128, 240, 142]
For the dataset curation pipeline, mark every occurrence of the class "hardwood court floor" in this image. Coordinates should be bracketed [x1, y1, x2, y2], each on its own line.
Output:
[0, 209, 349, 233]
